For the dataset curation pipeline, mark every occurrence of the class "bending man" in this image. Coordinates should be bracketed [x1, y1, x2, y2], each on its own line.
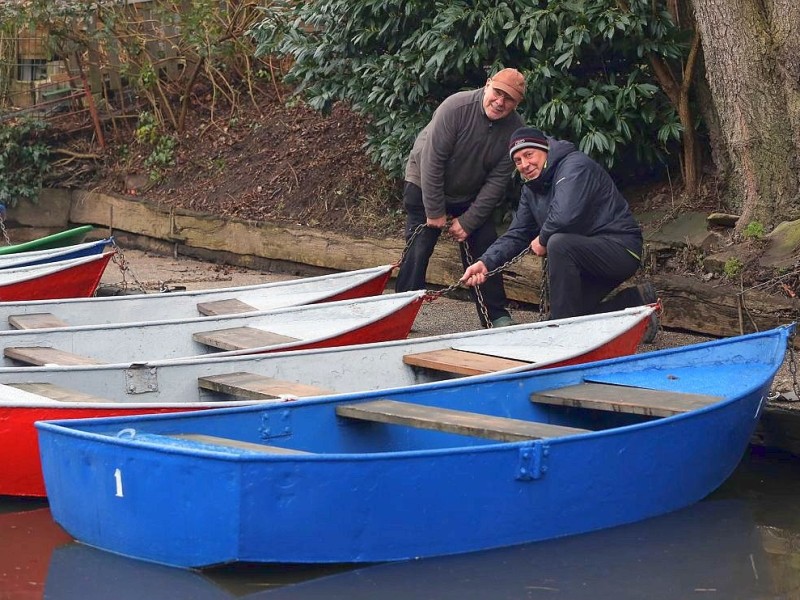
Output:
[395, 68, 526, 328]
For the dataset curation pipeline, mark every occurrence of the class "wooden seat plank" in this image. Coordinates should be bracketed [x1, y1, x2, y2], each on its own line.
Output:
[8, 313, 69, 330]
[336, 399, 589, 442]
[198, 371, 333, 400]
[4, 346, 105, 366]
[170, 433, 309, 454]
[6, 382, 112, 403]
[193, 327, 300, 351]
[197, 298, 259, 316]
[403, 348, 530, 376]
[530, 382, 722, 418]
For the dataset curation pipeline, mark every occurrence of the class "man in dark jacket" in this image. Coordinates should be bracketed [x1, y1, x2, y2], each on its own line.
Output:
[461, 127, 657, 338]
[394, 68, 526, 328]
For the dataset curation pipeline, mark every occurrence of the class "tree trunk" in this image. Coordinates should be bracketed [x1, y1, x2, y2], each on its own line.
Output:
[689, 0, 800, 229]
[770, 0, 800, 152]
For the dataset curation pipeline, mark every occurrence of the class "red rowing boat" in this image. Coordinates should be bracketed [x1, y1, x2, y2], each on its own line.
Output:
[0, 252, 115, 301]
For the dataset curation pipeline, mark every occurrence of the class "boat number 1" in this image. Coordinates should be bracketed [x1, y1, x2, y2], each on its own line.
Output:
[114, 468, 124, 497]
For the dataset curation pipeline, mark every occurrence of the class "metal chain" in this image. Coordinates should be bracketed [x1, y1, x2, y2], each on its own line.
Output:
[424, 244, 532, 306]
[400, 221, 536, 327]
[394, 222, 428, 268]
[461, 239, 493, 328]
[109, 239, 147, 293]
[483, 246, 532, 278]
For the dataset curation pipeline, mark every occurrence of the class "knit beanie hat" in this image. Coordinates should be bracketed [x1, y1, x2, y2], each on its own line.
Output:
[508, 127, 549, 159]
[489, 68, 526, 102]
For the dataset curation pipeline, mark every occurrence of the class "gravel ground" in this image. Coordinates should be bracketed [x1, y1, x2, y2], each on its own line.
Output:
[101, 247, 796, 395]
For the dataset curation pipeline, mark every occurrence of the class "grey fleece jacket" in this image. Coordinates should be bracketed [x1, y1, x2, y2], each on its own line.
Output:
[480, 137, 643, 270]
[404, 88, 523, 233]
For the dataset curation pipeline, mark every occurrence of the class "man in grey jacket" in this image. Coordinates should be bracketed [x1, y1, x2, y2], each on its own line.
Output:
[461, 127, 658, 340]
[394, 68, 525, 328]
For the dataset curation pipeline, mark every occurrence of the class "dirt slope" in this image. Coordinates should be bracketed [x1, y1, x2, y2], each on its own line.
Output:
[88, 87, 404, 239]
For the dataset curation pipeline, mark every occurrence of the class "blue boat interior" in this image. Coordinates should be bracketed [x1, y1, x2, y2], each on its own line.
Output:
[48, 326, 788, 457]
[80, 374, 723, 455]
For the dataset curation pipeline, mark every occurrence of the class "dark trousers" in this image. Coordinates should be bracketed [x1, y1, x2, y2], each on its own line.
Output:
[395, 183, 509, 327]
[546, 232, 642, 320]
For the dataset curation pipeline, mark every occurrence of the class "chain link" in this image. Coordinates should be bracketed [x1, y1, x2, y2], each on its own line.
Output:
[394, 222, 428, 268]
[461, 239, 493, 327]
[423, 243, 533, 310]
[109, 239, 147, 294]
[399, 221, 537, 326]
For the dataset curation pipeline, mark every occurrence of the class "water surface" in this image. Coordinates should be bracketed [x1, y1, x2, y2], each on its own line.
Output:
[2, 446, 799, 599]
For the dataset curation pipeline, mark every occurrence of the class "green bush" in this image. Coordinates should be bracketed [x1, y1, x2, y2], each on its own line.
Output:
[742, 221, 765, 240]
[251, 0, 686, 177]
[135, 112, 178, 181]
[723, 257, 744, 279]
[0, 118, 51, 207]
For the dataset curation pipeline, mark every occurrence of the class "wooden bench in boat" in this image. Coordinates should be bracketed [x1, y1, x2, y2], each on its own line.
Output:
[336, 399, 590, 442]
[193, 327, 300, 351]
[170, 433, 309, 455]
[198, 371, 333, 400]
[6, 382, 112, 403]
[402, 349, 530, 376]
[196, 298, 259, 316]
[4, 346, 105, 366]
[8, 313, 69, 330]
[530, 382, 722, 418]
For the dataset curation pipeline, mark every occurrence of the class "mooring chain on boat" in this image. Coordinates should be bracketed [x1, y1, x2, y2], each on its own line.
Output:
[422, 240, 532, 322]
[399, 222, 536, 325]
[460, 239, 493, 327]
[109, 239, 147, 293]
[393, 222, 427, 269]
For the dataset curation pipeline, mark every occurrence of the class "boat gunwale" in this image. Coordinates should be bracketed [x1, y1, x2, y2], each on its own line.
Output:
[1, 308, 650, 409]
[0, 252, 114, 286]
[34, 324, 792, 459]
[0, 238, 111, 266]
[0, 263, 396, 310]
[0, 288, 425, 337]
[30, 382, 754, 461]
[0, 304, 655, 373]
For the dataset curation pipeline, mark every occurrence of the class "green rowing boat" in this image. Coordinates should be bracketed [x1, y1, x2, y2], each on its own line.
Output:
[0, 225, 94, 255]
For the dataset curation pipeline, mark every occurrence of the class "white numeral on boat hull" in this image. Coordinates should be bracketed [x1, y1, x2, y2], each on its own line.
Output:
[114, 468, 124, 497]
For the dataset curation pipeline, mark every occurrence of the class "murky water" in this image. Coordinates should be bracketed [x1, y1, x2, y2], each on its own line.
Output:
[2, 446, 800, 599]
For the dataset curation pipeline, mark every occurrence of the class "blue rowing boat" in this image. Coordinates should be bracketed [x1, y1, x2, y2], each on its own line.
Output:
[36, 325, 792, 568]
[0, 238, 111, 270]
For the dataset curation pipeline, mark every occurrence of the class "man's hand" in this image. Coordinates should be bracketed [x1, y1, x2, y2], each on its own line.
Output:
[448, 218, 468, 242]
[460, 261, 488, 287]
[426, 215, 447, 229]
[531, 236, 547, 256]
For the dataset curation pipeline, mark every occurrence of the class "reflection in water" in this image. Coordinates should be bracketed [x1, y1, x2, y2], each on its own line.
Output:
[252, 500, 768, 600]
[0, 503, 71, 600]
[1, 447, 799, 599]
